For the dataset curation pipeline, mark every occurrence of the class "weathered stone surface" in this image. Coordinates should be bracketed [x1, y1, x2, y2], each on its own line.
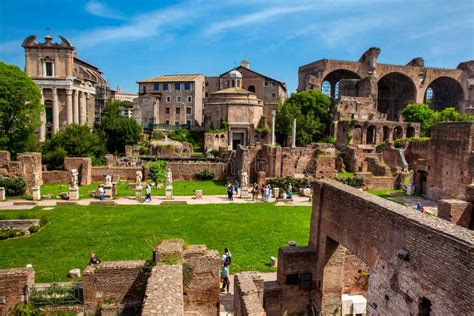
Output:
[154, 239, 185, 262]
[0, 268, 35, 315]
[438, 199, 472, 228]
[234, 272, 266, 316]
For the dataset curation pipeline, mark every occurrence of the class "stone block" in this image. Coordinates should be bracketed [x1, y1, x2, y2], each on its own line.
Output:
[32, 187, 41, 201]
[273, 187, 280, 199]
[0, 187, 5, 201]
[69, 187, 79, 201]
[165, 189, 173, 200]
[153, 239, 184, 263]
[135, 186, 142, 201]
[241, 188, 249, 198]
[195, 189, 203, 199]
[437, 199, 472, 228]
[104, 184, 113, 199]
[68, 268, 81, 278]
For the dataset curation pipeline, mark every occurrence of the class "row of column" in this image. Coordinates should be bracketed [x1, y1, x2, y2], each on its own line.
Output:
[40, 88, 90, 141]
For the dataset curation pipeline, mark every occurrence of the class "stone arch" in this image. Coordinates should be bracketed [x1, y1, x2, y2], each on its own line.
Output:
[406, 126, 416, 138]
[383, 126, 390, 141]
[352, 125, 363, 144]
[393, 126, 403, 140]
[366, 125, 376, 144]
[321, 69, 361, 99]
[247, 85, 256, 93]
[377, 72, 417, 121]
[424, 76, 464, 111]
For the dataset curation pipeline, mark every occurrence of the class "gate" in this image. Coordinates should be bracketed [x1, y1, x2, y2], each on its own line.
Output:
[28, 282, 83, 307]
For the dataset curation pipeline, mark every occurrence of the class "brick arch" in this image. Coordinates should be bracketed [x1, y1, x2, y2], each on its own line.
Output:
[423, 76, 464, 111]
[377, 72, 417, 121]
[319, 69, 361, 99]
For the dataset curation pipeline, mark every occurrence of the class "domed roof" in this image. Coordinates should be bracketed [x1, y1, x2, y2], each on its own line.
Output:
[227, 69, 243, 78]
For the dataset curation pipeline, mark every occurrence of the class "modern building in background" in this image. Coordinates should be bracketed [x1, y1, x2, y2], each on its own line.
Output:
[135, 74, 205, 129]
[22, 34, 111, 139]
[113, 87, 138, 118]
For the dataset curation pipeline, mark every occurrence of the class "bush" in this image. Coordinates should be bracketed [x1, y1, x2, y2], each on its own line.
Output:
[210, 149, 220, 158]
[266, 177, 311, 192]
[29, 225, 40, 234]
[394, 137, 430, 149]
[0, 176, 26, 196]
[196, 170, 214, 180]
[320, 135, 336, 144]
[151, 130, 165, 140]
[40, 215, 49, 226]
[334, 175, 364, 187]
[148, 160, 168, 184]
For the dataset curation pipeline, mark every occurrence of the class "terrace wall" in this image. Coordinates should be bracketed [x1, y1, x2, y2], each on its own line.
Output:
[0, 268, 35, 315]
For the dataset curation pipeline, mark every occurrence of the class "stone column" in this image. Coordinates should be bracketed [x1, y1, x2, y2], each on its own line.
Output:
[52, 87, 59, 133]
[39, 89, 46, 141]
[271, 110, 276, 146]
[291, 118, 296, 148]
[80, 91, 87, 125]
[66, 89, 73, 125]
[73, 89, 80, 124]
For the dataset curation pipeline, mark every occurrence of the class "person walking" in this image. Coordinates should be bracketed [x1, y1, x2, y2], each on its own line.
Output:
[98, 185, 105, 201]
[227, 184, 234, 201]
[220, 262, 230, 293]
[251, 183, 259, 201]
[145, 183, 152, 202]
[222, 248, 232, 266]
[234, 180, 240, 195]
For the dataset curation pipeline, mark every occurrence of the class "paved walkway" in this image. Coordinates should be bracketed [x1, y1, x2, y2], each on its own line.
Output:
[0, 195, 312, 210]
[385, 194, 438, 216]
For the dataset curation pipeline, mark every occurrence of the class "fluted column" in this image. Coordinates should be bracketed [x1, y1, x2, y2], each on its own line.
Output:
[80, 92, 87, 125]
[39, 89, 46, 141]
[73, 89, 80, 124]
[66, 89, 73, 125]
[52, 87, 59, 133]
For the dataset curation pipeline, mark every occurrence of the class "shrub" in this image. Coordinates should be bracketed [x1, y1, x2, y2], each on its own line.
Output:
[148, 160, 168, 184]
[29, 225, 40, 234]
[0, 176, 26, 196]
[40, 215, 49, 226]
[394, 137, 430, 149]
[334, 175, 364, 187]
[151, 130, 165, 140]
[266, 177, 311, 192]
[196, 170, 214, 180]
[13, 303, 41, 316]
[320, 135, 336, 144]
[210, 148, 220, 158]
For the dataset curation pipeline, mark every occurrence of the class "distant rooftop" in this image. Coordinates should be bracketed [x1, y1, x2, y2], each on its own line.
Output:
[137, 74, 204, 83]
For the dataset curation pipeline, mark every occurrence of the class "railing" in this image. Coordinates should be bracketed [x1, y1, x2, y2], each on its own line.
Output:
[147, 123, 191, 131]
[28, 282, 84, 307]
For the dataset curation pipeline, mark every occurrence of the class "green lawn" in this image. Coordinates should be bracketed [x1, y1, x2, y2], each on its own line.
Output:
[0, 203, 311, 282]
[26, 180, 226, 199]
[367, 189, 404, 199]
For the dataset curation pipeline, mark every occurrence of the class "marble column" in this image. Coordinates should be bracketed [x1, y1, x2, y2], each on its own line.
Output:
[291, 118, 296, 148]
[39, 89, 46, 141]
[271, 110, 276, 146]
[52, 87, 59, 133]
[80, 91, 87, 125]
[73, 90, 79, 124]
[66, 89, 73, 125]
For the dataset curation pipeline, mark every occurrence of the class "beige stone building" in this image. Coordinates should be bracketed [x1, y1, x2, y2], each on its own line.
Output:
[205, 60, 287, 125]
[22, 34, 110, 139]
[112, 87, 138, 118]
[135, 74, 205, 129]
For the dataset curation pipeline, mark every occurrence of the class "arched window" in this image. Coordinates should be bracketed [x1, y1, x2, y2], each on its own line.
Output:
[248, 85, 256, 93]
[335, 82, 340, 99]
[322, 81, 331, 96]
[425, 87, 433, 102]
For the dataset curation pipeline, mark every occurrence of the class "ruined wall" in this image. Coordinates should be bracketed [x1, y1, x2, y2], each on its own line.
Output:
[309, 180, 473, 315]
[64, 157, 92, 186]
[42, 170, 70, 184]
[234, 272, 266, 316]
[83, 261, 149, 311]
[437, 199, 472, 229]
[204, 132, 229, 150]
[0, 268, 35, 315]
[91, 166, 142, 182]
[168, 161, 227, 180]
[0, 151, 43, 192]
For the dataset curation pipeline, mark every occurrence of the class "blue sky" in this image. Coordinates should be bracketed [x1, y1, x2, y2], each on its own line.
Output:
[0, 0, 473, 93]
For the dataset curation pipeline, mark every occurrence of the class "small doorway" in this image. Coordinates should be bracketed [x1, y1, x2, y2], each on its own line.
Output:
[232, 132, 245, 149]
[417, 170, 428, 196]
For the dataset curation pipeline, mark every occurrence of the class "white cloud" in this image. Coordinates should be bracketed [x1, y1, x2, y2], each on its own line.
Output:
[85, 1, 125, 20]
[204, 5, 314, 37]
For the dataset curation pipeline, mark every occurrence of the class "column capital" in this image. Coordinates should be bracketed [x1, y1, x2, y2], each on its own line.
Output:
[66, 88, 73, 95]
[52, 87, 58, 94]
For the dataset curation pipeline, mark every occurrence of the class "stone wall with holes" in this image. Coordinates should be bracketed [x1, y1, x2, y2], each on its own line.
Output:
[305, 180, 473, 315]
[204, 132, 229, 150]
[0, 151, 42, 192]
[0, 268, 35, 315]
[405, 122, 474, 201]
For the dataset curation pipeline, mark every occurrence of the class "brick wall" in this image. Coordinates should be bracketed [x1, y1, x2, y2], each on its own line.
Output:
[0, 268, 35, 315]
[91, 166, 142, 182]
[437, 199, 472, 228]
[64, 157, 92, 186]
[42, 171, 70, 184]
[168, 161, 227, 180]
[308, 180, 473, 315]
[233, 272, 266, 316]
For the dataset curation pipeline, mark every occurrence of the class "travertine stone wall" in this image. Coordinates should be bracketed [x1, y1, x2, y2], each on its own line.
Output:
[0, 268, 35, 315]
[142, 264, 184, 316]
[83, 260, 149, 311]
[309, 180, 473, 315]
[234, 272, 266, 316]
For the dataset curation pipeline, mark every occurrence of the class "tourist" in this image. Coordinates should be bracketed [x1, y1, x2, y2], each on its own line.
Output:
[89, 252, 101, 265]
[251, 183, 259, 201]
[222, 248, 232, 266]
[98, 185, 105, 201]
[220, 262, 230, 293]
[263, 185, 270, 202]
[227, 184, 234, 201]
[145, 183, 152, 202]
[416, 201, 424, 213]
[234, 180, 240, 195]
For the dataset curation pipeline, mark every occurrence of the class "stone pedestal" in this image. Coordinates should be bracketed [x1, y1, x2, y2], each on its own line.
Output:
[135, 186, 142, 201]
[241, 188, 249, 198]
[0, 187, 5, 201]
[69, 187, 79, 201]
[104, 184, 113, 199]
[195, 190, 203, 199]
[165, 188, 173, 200]
[406, 184, 415, 195]
[273, 188, 280, 199]
[32, 187, 41, 201]
[112, 182, 117, 196]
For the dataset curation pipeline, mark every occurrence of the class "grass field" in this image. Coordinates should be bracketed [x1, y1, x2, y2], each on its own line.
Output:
[0, 203, 311, 282]
[23, 180, 227, 199]
[367, 189, 404, 199]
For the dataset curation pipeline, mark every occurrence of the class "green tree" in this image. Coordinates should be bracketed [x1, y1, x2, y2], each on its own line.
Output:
[0, 62, 42, 155]
[401, 103, 439, 136]
[42, 124, 106, 170]
[100, 99, 141, 153]
[276, 90, 331, 146]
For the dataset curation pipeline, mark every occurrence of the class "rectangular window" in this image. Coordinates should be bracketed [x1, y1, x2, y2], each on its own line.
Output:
[165, 107, 170, 114]
[154, 83, 160, 91]
[272, 82, 276, 87]
[166, 96, 171, 103]
[143, 86, 147, 93]
[176, 107, 180, 114]
[175, 83, 180, 91]
[265, 81, 269, 86]
[272, 93, 276, 97]
[184, 83, 191, 90]
[187, 96, 192, 103]
[187, 120, 191, 125]
[186, 107, 192, 115]
[45, 62, 53, 77]
[176, 96, 181, 102]
[163, 83, 169, 91]
[205, 92, 209, 98]
[205, 82, 209, 86]
[165, 120, 169, 125]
